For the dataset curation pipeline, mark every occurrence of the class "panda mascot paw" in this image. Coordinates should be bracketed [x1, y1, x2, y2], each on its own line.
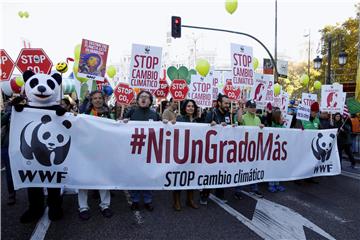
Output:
[22, 70, 67, 113]
[11, 96, 26, 112]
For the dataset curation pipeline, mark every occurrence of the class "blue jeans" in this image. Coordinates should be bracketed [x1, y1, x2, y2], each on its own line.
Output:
[130, 190, 152, 204]
[268, 182, 279, 187]
[235, 184, 258, 193]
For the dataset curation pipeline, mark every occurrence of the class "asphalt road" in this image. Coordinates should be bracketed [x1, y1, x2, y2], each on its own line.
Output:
[1, 161, 360, 240]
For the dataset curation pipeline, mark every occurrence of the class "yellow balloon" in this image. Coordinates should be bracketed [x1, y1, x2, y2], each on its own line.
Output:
[15, 76, 24, 87]
[314, 80, 322, 90]
[23, 11, 29, 18]
[300, 74, 309, 86]
[74, 44, 81, 60]
[18, 11, 24, 18]
[195, 59, 210, 77]
[225, 0, 238, 14]
[274, 83, 281, 96]
[107, 65, 117, 78]
[253, 57, 259, 70]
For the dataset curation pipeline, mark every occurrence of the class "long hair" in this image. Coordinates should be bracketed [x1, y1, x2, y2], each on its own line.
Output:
[180, 99, 199, 119]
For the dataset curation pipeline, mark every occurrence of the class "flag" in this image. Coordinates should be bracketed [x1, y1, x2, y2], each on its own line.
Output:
[343, 104, 350, 118]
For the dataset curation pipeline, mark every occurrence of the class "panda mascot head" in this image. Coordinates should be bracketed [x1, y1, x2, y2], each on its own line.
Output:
[23, 70, 62, 107]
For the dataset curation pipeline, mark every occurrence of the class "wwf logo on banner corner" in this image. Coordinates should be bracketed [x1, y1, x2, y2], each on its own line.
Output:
[20, 115, 72, 167]
[311, 132, 335, 162]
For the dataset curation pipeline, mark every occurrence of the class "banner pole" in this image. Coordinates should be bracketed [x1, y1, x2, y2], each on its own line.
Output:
[120, 104, 125, 120]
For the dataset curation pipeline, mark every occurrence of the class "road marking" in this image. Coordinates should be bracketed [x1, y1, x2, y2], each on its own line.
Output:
[123, 190, 144, 224]
[284, 195, 351, 224]
[210, 192, 336, 240]
[341, 170, 360, 180]
[30, 207, 51, 240]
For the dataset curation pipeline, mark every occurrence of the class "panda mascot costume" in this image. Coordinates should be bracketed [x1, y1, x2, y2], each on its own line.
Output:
[15, 70, 67, 223]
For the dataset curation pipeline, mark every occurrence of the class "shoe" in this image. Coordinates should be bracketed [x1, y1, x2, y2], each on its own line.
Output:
[173, 191, 181, 211]
[233, 192, 243, 200]
[7, 193, 16, 205]
[144, 203, 154, 212]
[199, 196, 208, 205]
[268, 186, 277, 193]
[305, 178, 319, 184]
[78, 210, 91, 221]
[186, 191, 199, 209]
[276, 185, 286, 192]
[48, 207, 63, 221]
[101, 208, 113, 218]
[20, 208, 44, 223]
[250, 191, 264, 198]
[130, 202, 140, 211]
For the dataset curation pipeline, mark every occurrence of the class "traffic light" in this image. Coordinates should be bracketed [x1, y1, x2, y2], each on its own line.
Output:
[171, 16, 181, 38]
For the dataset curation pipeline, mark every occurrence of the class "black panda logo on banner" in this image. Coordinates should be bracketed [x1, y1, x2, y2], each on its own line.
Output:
[311, 133, 336, 162]
[20, 115, 72, 167]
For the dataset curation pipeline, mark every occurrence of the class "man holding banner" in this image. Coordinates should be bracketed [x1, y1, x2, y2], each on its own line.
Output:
[200, 94, 232, 204]
[123, 90, 161, 212]
[235, 100, 265, 198]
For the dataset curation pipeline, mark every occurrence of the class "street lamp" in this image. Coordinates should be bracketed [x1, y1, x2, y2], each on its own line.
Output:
[313, 55, 322, 70]
[338, 50, 348, 66]
[312, 37, 348, 84]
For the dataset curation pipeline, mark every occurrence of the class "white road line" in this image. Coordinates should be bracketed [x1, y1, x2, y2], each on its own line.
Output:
[341, 171, 360, 180]
[210, 192, 336, 240]
[29, 207, 51, 240]
[123, 190, 144, 224]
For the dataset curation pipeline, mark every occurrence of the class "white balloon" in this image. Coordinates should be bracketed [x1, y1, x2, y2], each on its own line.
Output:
[0, 81, 13, 96]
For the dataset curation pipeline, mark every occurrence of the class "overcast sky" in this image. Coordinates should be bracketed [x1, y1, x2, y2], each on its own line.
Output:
[1, 0, 358, 72]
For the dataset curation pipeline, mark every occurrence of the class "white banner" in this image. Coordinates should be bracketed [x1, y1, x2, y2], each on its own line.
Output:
[296, 104, 311, 121]
[301, 93, 317, 107]
[10, 108, 340, 190]
[129, 44, 162, 90]
[188, 74, 213, 108]
[250, 73, 274, 109]
[277, 60, 288, 78]
[320, 84, 344, 113]
[231, 43, 254, 88]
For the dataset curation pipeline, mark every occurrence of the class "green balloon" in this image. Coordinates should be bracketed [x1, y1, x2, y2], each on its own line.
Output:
[225, 0, 238, 15]
[107, 65, 117, 78]
[314, 80, 322, 90]
[178, 66, 189, 80]
[167, 66, 178, 81]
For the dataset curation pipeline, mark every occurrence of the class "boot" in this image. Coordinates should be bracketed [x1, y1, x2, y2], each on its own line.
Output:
[186, 191, 199, 209]
[173, 191, 181, 211]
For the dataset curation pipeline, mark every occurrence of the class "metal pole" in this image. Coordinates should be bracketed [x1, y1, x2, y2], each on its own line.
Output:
[308, 30, 311, 92]
[181, 25, 279, 79]
[327, 38, 332, 84]
[275, 0, 278, 79]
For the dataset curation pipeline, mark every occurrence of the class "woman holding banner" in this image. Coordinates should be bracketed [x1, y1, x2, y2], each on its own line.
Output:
[268, 108, 286, 193]
[78, 91, 113, 220]
[172, 99, 200, 211]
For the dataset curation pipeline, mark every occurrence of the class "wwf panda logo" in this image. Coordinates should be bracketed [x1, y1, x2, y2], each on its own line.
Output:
[311, 132, 336, 162]
[20, 115, 72, 167]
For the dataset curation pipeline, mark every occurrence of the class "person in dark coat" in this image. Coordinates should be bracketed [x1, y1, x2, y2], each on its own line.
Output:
[172, 99, 200, 211]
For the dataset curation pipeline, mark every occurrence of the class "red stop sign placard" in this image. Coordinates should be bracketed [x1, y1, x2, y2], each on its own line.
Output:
[170, 79, 188, 101]
[114, 83, 135, 105]
[1, 49, 15, 81]
[15, 48, 53, 74]
[223, 82, 241, 101]
[154, 80, 169, 99]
